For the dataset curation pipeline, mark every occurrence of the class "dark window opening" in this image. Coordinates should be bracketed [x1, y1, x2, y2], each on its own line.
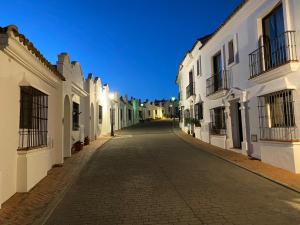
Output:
[72, 102, 80, 131]
[19, 86, 48, 150]
[128, 109, 132, 121]
[228, 40, 234, 64]
[194, 102, 203, 120]
[99, 105, 103, 124]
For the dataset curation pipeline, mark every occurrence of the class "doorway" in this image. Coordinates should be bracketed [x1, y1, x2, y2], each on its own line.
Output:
[231, 101, 243, 149]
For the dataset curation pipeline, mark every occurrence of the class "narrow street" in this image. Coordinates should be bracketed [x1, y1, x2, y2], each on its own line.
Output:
[46, 120, 300, 225]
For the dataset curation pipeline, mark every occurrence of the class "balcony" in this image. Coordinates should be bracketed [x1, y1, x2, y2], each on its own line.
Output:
[206, 70, 232, 98]
[186, 82, 195, 99]
[249, 31, 298, 82]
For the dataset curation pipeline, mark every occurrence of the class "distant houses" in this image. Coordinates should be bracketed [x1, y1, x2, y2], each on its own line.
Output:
[0, 25, 175, 208]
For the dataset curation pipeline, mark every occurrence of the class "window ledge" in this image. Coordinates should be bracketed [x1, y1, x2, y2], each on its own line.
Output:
[207, 89, 229, 100]
[17, 146, 48, 154]
[249, 61, 300, 84]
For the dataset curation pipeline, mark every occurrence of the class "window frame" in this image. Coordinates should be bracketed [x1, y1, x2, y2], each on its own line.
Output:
[19, 86, 48, 150]
[228, 39, 235, 65]
[72, 102, 80, 131]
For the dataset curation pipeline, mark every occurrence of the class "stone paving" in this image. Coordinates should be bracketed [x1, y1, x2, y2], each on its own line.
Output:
[175, 129, 300, 193]
[0, 136, 111, 225]
[46, 120, 300, 225]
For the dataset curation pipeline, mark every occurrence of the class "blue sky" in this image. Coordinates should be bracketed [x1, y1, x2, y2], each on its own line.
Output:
[2, 0, 241, 100]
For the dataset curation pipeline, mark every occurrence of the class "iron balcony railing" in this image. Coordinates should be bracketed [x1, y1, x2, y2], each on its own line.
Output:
[206, 70, 232, 96]
[186, 82, 195, 99]
[249, 31, 298, 79]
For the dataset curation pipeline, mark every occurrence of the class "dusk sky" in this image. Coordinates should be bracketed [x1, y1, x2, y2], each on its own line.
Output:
[2, 0, 241, 100]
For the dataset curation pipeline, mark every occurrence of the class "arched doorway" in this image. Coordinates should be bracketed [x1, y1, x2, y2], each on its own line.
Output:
[90, 103, 95, 141]
[63, 95, 71, 158]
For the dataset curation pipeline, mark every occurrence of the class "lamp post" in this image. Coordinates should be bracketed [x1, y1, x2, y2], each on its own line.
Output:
[140, 103, 144, 122]
[171, 97, 176, 124]
[109, 93, 115, 136]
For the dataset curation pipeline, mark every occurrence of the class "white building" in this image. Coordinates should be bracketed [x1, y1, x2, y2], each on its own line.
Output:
[0, 25, 64, 208]
[177, 0, 300, 173]
[57, 53, 88, 158]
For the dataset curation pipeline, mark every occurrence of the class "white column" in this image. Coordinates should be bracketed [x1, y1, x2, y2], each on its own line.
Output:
[239, 101, 249, 155]
[225, 102, 233, 149]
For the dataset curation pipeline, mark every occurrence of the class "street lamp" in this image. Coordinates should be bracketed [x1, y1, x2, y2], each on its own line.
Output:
[171, 97, 176, 125]
[109, 93, 115, 136]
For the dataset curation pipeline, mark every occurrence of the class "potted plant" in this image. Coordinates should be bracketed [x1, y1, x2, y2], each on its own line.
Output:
[74, 141, 83, 151]
[84, 136, 90, 145]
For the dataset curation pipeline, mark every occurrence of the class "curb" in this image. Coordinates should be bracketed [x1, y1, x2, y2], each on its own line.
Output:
[172, 129, 300, 194]
[34, 137, 113, 225]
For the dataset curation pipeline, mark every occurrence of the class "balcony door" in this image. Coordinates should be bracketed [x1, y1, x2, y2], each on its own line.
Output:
[213, 52, 222, 92]
[262, 4, 285, 69]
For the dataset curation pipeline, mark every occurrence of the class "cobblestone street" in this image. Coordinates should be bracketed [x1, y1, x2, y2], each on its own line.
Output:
[46, 120, 300, 225]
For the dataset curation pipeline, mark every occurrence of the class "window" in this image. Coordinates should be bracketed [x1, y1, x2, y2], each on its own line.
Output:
[148, 110, 151, 116]
[194, 102, 203, 120]
[228, 40, 234, 65]
[258, 90, 298, 141]
[72, 102, 79, 130]
[184, 109, 190, 127]
[120, 109, 123, 121]
[99, 105, 103, 124]
[209, 107, 226, 135]
[196, 56, 202, 76]
[262, 4, 286, 70]
[128, 109, 132, 121]
[19, 86, 48, 150]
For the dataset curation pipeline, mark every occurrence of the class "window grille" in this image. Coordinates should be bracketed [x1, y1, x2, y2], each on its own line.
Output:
[258, 89, 299, 141]
[209, 107, 226, 135]
[19, 86, 48, 150]
[194, 102, 203, 120]
[184, 109, 190, 127]
[72, 102, 79, 130]
[99, 105, 103, 124]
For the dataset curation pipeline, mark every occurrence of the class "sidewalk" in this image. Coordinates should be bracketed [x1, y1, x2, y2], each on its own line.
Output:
[174, 129, 300, 193]
[0, 136, 111, 225]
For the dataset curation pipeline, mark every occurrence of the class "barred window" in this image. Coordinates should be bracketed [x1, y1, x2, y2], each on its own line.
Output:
[258, 90, 299, 141]
[209, 107, 226, 135]
[194, 102, 203, 120]
[72, 102, 79, 130]
[99, 105, 103, 124]
[184, 109, 190, 127]
[19, 86, 48, 150]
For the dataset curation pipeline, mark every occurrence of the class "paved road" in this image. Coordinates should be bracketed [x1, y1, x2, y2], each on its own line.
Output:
[46, 120, 300, 225]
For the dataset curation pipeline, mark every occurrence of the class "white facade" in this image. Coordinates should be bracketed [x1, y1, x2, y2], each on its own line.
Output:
[0, 26, 142, 209]
[57, 53, 88, 158]
[0, 26, 64, 207]
[177, 0, 300, 173]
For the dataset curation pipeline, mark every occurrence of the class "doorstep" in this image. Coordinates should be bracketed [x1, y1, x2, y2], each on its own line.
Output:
[174, 129, 300, 193]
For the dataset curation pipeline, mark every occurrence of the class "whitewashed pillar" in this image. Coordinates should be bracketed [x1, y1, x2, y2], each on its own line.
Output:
[225, 102, 233, 149]
[239, 101, 248, 155]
